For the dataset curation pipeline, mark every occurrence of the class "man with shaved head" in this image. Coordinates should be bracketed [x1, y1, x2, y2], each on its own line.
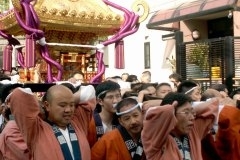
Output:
[8, 84, 96, 160]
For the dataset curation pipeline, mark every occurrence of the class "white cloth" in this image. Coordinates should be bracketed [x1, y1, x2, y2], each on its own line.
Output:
[79, 85, 95, 102]
[0, 114, 4, 126]
[56, 81, 81, 88]
[59, 128, 74, 160]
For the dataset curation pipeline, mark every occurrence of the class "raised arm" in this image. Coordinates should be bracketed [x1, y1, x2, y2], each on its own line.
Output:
[142, 103, 177, 159]
[8, 88, 41, 150]
[193, 98, 219, 139]
[73, 85, 96, 135]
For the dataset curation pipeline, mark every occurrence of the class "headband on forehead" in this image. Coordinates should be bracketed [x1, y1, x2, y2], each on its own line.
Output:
[116, 103, 142, 116]
[97, 90, 109, 99]
[185, 86, 198, 95]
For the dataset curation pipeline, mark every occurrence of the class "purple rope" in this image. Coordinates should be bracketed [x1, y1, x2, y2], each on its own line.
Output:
[90, 0, 140, 83]
[14, 9, 44, 38]
[40, 46, 63, 82]
[0, 31, 25, 68]
[90, 51, 105, 83]
[14, 1, 63, 82]
[17, 51, 25, 67]
[0, 31, 10, 39]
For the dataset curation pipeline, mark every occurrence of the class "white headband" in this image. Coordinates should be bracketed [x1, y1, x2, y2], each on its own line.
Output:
[97, 90, 109, 99]
[185, 86, 198, 95]
[116, 103, 142, 116]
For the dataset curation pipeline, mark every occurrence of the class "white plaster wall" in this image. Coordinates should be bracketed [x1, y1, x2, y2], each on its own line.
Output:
[104, 0, 188, 83]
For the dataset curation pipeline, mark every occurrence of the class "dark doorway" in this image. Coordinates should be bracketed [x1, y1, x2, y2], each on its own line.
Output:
[208, 17, 233, 39]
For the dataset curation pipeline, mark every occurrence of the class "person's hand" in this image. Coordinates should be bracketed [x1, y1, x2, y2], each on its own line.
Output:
[74, 85, 95, 104]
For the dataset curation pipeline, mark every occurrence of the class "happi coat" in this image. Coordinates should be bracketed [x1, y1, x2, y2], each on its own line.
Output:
[0, 120, 31, 160]
[87, 113, 101, 148]
[9, 87, 96, 160]
[215, 105, 240, 159]
[91, 128, 145, 160]
[142, 99, 219, 160]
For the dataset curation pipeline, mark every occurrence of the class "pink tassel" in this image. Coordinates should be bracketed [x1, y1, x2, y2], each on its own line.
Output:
[115, 40, 125, 69]
[25, 35, 36, 68]
[3, 45, 12, 71]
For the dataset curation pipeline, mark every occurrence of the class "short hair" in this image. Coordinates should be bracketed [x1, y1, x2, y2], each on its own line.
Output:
[111, 76, 121, 80]
[60, 83, 77, 93]
[141, 71, 151, 82]
[161, 92, 191, 111]
[201, 89, 221, 101]
[156, 82, 171, 90]
[115, 98, 139, 116]
[126, 75, 138, 82]
[139, 83, 156, 91]
[70, 71, 84, 78]
[169, 73, 182, 82]
[177, 80, 198, 94]
[95, 80, 120, 99]
[142, 71, 151, 76]
[41, 92, 47, 102]
[0, 83, 23, 120]
[210, 84, 227, 92]
[230, 88, 240, 98]
[122, 73, 129, 76]
[0, 73, 11, 81]
[0, 83, 23, 102]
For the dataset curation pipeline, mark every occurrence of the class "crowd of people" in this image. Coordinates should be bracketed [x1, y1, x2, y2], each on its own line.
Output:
[0, 70, 239, 160]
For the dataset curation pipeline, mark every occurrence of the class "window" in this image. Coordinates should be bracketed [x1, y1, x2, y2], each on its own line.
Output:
[144, 42, 150, 69]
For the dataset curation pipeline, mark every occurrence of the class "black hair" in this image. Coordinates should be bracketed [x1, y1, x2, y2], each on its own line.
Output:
[115, 98, 139, 117]
[0, 83, 23, 103]
[95, 80, 120, 99]
[210, 84, 227, 92]
[0, 83, 23, 120]
[60, 83, 77, 93]
[41, 92, 48, 118]
[156, 82, 171, 90]
[229, 88, 240, 99]
[71, 71, 84, 77]
[161, 92, 191, 111]
[126, 75, 138, 83]
[177, 80, 198, 94]
[0, 73, 11, 81]
[169, 73, 182, 82]
[121, 73, 129, 76]
[111, 76, 121, 79]
[142, 71, 151, 76]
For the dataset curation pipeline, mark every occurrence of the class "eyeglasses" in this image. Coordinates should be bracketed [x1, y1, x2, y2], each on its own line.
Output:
[176, 110, 196, 117]
[104, 94, 122, 101]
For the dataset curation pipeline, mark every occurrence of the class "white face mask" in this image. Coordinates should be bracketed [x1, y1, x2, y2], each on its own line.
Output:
[112, 103, 117, 108]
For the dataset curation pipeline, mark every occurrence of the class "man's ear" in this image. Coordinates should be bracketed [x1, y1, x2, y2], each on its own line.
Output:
[97, 98, 103, 106]
[118, 117, 123, 126]
[44, 101, 50, 112]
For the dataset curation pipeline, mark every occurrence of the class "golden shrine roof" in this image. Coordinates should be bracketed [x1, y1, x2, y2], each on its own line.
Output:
[0, 0, 124, 38]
